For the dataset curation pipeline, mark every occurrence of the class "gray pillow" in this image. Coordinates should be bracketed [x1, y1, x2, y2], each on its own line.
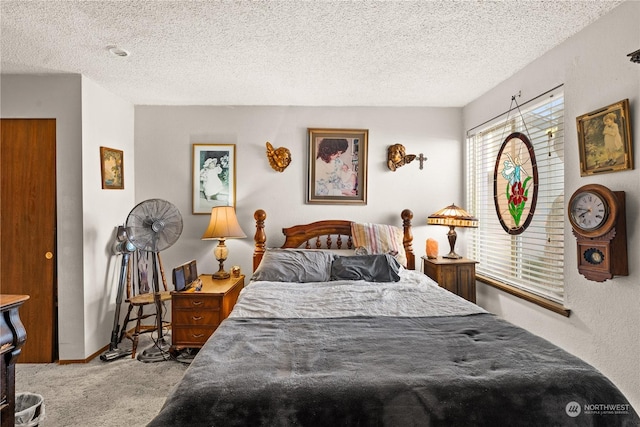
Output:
[251, 249, 335, 282]
[330, 254, 401, 282]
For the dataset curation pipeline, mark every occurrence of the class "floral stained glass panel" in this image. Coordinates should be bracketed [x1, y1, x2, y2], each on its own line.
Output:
[493, 132, 538, 235]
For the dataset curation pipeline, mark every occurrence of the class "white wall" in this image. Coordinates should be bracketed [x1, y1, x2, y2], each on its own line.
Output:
[81, 76, 135, 356]
[1, 74, 86, 359]
[463, 1, 639, 410]
[134, 106, 464, 280]
[1, 74, 135, 360]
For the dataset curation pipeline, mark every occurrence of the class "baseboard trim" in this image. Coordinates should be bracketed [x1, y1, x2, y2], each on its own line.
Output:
[59, 343, 109, 364]
[57, 325, 172, 364]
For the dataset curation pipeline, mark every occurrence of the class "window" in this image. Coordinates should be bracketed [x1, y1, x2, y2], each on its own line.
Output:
[466, 87, 566, 313]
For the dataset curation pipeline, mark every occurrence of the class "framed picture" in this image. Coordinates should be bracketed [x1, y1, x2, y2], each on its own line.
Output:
[192, 144, 236, 214]
[307, 128, 368, 204]
[576, 99, 633, 176]
[100, 146, 124, 189]
[172, 259, 198, 291]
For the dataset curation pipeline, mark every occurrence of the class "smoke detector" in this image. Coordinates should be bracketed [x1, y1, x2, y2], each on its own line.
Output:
[107, 45, 130, 57]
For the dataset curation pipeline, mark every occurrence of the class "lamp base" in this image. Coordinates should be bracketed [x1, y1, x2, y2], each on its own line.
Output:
[443, 252, 463, 259]
[213, 244, 230, 279]
[444, 226, 462, 259]
[212, 270, 230, 280]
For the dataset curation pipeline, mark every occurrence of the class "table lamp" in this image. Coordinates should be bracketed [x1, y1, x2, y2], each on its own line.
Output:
[427, 203, 478, 259]
[202, 206, 246, 279]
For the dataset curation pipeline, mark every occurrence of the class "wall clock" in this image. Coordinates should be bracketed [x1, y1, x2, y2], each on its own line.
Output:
[567, 184, 628, 282]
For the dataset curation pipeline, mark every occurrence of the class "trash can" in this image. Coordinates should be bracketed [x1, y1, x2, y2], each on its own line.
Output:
[15, 392, 46, 427]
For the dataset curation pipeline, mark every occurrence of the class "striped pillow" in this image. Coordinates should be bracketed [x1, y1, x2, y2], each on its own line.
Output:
[350, 222, 407, 267]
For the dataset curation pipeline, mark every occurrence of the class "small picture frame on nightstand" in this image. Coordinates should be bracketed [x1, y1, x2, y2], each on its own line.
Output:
[173, 260, 198, 291]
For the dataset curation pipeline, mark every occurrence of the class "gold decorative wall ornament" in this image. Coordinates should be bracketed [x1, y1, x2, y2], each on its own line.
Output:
[387, 144, 417, 171]
[266, 142, 292, 172]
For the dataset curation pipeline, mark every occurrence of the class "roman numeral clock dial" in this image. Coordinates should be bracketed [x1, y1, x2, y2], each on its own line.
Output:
[568, 184, 628, 282]
[571, 192, 607, 230]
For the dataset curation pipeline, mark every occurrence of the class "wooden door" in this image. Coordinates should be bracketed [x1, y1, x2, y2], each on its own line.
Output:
[1, 119, 57, 362]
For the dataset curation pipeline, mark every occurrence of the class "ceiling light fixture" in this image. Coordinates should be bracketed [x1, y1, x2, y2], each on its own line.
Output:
[107, 45, 129, 57]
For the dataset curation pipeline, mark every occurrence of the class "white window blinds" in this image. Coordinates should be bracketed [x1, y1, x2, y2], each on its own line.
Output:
[466, 87, 565, 304]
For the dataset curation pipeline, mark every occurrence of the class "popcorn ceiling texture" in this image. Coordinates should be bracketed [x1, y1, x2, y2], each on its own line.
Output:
[0, 0, 623, 107]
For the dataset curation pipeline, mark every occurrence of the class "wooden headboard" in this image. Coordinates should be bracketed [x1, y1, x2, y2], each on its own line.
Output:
[253, 209, 415, 271]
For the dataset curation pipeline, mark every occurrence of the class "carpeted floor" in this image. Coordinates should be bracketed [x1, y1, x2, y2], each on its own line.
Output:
[14, 336, 190, 427]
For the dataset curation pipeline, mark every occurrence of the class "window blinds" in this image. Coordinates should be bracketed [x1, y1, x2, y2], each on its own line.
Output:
[466, 88, 565, 304]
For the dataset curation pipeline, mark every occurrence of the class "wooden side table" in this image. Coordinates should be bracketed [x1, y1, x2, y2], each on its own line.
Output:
[170, 274, 244, 353]
[422, 256, 478, 303]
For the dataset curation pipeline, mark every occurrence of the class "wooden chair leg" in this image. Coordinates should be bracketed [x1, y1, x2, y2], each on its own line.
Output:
[131, 305, 144, 358]
[118, 304, 134, 344]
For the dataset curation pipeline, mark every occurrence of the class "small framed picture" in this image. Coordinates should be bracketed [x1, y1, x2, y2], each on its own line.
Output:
[307, 128, 368, 205]
[100, 146, 124, 189]
[192, 144, 236, 214]
[576, 99, 633, 176]
[172, 266, 186, 291]
[172, 260, 198, 291]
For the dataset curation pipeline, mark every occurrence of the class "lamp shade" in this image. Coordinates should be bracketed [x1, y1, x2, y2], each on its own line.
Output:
[201, 206, 246, 240]
[427, 204, 478, 228]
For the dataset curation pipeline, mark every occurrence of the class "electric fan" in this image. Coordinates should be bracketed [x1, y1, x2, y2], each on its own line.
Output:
[126, 199, 183, 253]
[126, 199, 183, 362]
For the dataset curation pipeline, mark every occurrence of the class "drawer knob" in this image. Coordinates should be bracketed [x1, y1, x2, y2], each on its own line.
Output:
[192, 316, 203, 321]
[192, 301, 203, 306]
[192, 333, 205, 338]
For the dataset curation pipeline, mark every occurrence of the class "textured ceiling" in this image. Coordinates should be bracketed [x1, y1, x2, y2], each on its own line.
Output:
[0, 0, 624, 107]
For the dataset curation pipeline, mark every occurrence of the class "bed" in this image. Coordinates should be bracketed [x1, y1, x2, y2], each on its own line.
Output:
[149, 209, 638, 426]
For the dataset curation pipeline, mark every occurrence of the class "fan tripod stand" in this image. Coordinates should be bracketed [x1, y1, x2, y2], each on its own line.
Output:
[116, 250, 173, 362]
[136, 251, 172, 362]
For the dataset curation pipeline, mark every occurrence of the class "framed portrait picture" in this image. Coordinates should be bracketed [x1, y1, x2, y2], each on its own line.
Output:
[100, 146, 124, 189]
[307, 128, 368, 205]
[192, 144, 236, 214]
[576, 99, 633, 176]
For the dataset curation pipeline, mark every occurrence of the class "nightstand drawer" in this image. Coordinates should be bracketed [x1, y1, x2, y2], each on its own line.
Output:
[173, 309, 220, 326]
[173, 295, 220, 310]
[172, 326, 216, 345]
[170, 274, 244, 353]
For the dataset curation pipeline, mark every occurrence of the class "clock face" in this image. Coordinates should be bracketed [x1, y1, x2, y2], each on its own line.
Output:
[570, 191, 608, 231]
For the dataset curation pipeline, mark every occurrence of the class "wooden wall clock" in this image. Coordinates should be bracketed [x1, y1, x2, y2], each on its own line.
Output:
[568, 184, 628, 282]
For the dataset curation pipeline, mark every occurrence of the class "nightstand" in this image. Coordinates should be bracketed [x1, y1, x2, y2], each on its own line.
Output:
[422, 256, 477, 303]
[170, 274, 244, 353]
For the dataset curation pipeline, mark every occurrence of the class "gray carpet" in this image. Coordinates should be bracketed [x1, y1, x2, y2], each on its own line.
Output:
[15, 336, 189, 427]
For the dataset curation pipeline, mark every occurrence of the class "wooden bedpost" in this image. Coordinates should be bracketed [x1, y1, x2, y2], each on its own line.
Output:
[401, 209, 415, 270]
[253, 209, 267, 271]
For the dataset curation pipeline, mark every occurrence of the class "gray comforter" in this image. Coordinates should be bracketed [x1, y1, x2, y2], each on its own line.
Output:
[149, 313, 638, 426]
[149, 272, 640, 427]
